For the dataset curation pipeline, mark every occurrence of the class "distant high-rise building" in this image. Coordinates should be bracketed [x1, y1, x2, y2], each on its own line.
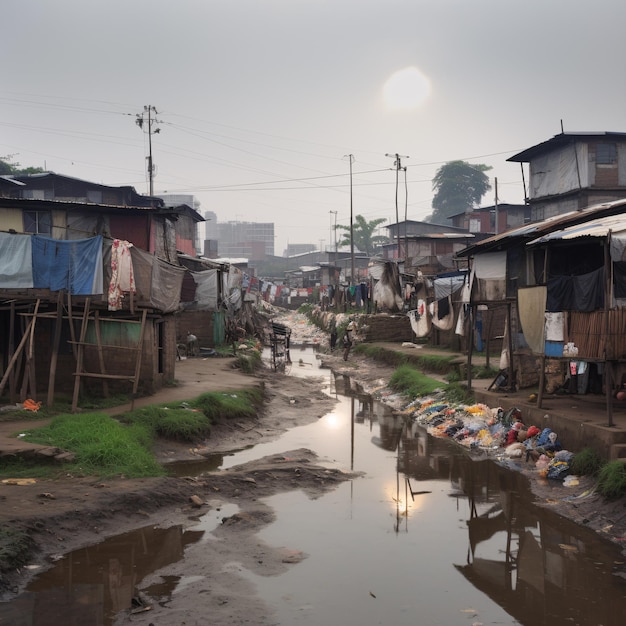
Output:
[204, 210, 218, 240]
[204, 218, 275, 260]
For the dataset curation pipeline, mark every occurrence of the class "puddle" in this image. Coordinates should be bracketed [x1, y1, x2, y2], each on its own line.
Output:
[2, 346, 626, 625]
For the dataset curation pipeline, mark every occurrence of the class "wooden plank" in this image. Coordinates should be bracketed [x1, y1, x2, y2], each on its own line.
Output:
[71, 297, 91, 413]
[8, 301, 16, 403]
[47, 291, 64, 407]
[94, 310, 110, 398]
[130, 309, 148, 410]
[67, 292, 78, 361]
[73, 372, 139, 381]
[66, 341, 142, 351]
[20, 299, 40, 402]
[0, 317, 34, 396]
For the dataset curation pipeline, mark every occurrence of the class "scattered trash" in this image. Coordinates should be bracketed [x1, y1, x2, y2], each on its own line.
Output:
[1, 478, 37, 486]
[189, 495, 204, 507]
[22, 399, 42, 412]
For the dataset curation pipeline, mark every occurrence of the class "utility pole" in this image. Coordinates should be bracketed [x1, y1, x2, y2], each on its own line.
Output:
[403, 166, 409, 263]
[135, 105, 161, 196]
[344, 154, 355, 284]
[385, 153, 409, 260]
[494, 177, 499, 235]
[330, 210, 338, 306]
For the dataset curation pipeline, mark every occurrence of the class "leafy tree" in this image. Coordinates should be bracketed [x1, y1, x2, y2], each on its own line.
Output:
[427, 160, 492, 224]
[0, 157, 45, 176]
[336, 215, 388, 255]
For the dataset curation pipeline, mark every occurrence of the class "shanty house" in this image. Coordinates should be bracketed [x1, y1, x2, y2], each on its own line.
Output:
[456, 198, 626, 454]
[448, 204, 530, 238]
[0, 173, 199, 409]
[507, 131, 626, 220]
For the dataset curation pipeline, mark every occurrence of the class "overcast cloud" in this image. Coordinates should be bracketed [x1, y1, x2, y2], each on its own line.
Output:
[3, 0, 626, 255]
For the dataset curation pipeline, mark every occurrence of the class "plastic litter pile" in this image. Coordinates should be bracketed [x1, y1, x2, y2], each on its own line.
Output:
[404, 393, 575, 481]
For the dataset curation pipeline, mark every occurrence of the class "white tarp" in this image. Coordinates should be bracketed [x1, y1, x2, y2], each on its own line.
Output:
[529, 143, 588, 198]
[473, 251, 506, 280]
[0, 232, 33, 288]
[191, 269, 218, 310]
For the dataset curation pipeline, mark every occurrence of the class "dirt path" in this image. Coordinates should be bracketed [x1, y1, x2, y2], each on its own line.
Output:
[2, 322, 626, 624]
[0, 355, 341, 614]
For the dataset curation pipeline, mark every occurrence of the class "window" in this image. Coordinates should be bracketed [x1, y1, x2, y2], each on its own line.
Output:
[23, 210, 52, 235]
[596, 143, 617, 165]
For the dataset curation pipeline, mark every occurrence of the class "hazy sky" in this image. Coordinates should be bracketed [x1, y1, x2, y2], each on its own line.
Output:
[3, 0, 626, 255]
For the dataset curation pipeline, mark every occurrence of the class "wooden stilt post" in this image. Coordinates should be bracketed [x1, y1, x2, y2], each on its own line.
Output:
[8, 301, 16, 403]
[0, 317, 35, 396]
[71, 298, 91, 413]
[47, 292, 64, 407]
[20, 299, 40, 402]
[130, 309, 148, 410]
[537, 355, 546, 409]
[94, 310, 110, 398]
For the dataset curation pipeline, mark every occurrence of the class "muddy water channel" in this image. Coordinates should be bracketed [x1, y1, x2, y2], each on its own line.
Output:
[3, 348, 626, 625]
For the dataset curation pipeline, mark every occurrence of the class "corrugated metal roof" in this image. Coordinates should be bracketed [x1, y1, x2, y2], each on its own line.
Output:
[507, 132, 626, 163]
[527, 213, 626, 245]
[456, 199, 626, 257]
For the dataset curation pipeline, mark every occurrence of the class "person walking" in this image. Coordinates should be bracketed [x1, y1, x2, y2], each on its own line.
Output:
[329, 318, 338, 351]
[342, 321, 355, 361]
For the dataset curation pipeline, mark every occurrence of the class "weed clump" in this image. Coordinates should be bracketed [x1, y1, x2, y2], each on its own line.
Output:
[570, 448, 603, 477]
[389, 365, 442, 399]
[22, 413, 164, 478]
[596, 461, 626, 499]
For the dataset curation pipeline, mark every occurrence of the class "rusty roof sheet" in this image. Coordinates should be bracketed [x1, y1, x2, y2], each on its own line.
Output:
[456, 199, 626, 257]
[528, 213, 626, 245]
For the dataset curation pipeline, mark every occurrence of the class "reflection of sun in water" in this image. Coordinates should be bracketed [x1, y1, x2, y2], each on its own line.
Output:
[383, 66, 431, 111]
[322, 412, 340, 430]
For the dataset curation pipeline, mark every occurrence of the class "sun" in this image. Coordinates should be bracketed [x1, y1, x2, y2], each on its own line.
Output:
[383, 66, 431, 111]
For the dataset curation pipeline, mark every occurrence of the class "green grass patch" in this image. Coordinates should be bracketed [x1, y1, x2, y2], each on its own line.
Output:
[570, 448, 604, 477]
[596, 461, 626, 499]
[355, 344, 409, 367]
[354, 344, 457, 375]
[122, 388, 263, 441]
[18, 413, 164, 479]
[191, 388, 264, 421]
[389, 365, 443, 398]
[122, 405, 211, 441]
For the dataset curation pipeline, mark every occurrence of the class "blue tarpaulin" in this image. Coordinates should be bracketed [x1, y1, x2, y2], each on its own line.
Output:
[31, 235, 103, 294]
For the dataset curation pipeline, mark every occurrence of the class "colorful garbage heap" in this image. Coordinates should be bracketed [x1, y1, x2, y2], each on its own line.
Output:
[403, 395, 574, 480]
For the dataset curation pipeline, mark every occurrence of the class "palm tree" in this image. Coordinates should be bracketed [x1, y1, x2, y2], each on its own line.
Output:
[336, 215, 388, 255]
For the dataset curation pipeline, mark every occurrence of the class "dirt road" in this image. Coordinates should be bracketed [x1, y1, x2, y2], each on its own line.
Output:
[2, 321, 626, 624]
